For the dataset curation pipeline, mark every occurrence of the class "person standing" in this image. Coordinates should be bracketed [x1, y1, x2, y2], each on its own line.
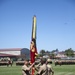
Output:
[36, 58, 48, 75]
[22, 60, 35, 75]
[46, 59, 54, 75]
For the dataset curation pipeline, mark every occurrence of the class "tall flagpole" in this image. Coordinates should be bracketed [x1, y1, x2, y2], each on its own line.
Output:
[30, 15, 38, 75]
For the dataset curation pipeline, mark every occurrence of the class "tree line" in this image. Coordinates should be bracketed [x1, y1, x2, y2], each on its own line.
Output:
[38, 48, 75, 57]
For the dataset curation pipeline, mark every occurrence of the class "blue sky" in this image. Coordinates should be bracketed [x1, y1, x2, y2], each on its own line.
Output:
[0, 0, 75, 52]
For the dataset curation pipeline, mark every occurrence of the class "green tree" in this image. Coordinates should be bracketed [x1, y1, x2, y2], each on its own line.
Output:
[45, 50, 50, 54]
[56, 48, 59, 52]
[40, 49, 45, 57]
[65, 48, 74, 57]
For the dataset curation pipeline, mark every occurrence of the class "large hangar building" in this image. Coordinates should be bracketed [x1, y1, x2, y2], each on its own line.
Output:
[0, 48, 30, 60]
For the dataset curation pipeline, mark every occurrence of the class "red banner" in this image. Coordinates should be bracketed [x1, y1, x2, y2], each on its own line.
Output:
[30, 39, 38, 75]
[30, 39, 37, 64]
[30, 16, 38, 75]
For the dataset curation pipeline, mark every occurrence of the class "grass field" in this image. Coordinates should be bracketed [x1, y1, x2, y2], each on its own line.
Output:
[0, 64, 75, 75]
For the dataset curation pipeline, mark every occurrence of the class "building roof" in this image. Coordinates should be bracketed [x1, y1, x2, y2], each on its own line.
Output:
[57, 51, 65, 55]
[0, 48, 30, 57]
[0, 48, 23, 51]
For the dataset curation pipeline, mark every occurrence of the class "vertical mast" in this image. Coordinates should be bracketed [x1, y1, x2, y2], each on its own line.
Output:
[32, 15, 36, 39]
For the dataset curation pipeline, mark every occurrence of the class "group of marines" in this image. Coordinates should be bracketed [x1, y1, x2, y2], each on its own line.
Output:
[22, 58, 54, 75]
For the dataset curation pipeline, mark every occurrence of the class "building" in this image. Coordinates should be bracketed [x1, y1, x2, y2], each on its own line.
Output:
[55, 51, 67, 59]
[0, 48, 30, 61]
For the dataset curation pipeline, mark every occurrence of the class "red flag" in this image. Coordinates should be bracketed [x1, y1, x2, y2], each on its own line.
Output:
[30, 16, 38, 75]
[30, 39, 37, 75]
[30, 39, 38, 64]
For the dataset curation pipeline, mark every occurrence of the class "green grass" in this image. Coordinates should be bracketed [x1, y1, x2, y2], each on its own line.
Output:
[0, 64, 75, 75]
[0, 65, 21, 75]
[53, 65, 75, 75]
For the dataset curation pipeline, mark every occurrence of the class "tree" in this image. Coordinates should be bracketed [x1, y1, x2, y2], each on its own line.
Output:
[40, 49, 45, 57]
[55, 49, 59, 52]
[65, 48, 74, 57]
[51, 49, 59, 53]
[45, 50, 50, 54]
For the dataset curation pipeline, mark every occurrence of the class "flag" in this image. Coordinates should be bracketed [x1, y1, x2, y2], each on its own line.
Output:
[30, 15, 38, 75]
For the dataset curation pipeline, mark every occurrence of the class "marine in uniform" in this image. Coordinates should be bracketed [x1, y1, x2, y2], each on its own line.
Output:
[36, 58, 48, 75]
[46, 59, 54, 75]
[22, 60, 35, 75]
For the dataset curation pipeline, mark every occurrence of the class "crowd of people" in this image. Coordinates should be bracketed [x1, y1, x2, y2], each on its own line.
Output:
[22, 58, 54, 75]
[0, 57, 13, 66]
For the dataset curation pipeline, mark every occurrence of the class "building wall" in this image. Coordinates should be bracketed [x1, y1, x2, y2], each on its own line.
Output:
[0, 48, 30, 60]
[0, 51, 20, 55]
